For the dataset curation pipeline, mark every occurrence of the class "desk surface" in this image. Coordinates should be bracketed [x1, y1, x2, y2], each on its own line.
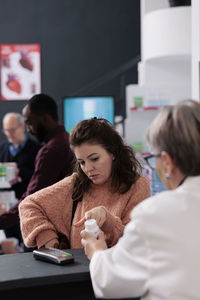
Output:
[0, 248, 140, 300]
[0, 248, 90, 291]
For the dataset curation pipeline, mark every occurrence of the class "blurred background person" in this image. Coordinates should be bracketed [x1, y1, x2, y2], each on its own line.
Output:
[81, 100, 200, 300]
[0, 94, 75, 251]
[0, 112, 40, 245]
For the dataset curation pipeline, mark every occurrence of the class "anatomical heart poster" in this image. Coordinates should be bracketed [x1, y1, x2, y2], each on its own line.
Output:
[0, 44, 41, 100]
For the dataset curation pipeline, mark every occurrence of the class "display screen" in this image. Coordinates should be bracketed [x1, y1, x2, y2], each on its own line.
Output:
[63, 96, 114, 133]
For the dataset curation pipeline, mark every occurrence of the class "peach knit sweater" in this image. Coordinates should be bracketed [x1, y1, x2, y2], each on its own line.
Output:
[19, 173, 150, 249]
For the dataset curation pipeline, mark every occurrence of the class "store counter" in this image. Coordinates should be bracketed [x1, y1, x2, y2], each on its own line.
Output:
[0, 248, 140, 300]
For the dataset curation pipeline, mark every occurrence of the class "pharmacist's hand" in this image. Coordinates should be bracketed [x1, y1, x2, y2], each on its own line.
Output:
[74, 206, 107, 228]
[81, 230, 107, 260]
[44, 238, 59, 249]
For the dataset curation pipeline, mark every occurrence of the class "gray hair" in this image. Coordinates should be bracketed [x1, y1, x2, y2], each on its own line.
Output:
[3, 112, 24, 125]
[146, 100, 200, 176]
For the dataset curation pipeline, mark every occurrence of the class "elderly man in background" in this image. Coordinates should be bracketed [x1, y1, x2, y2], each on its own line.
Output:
[0, 112, 41, 246]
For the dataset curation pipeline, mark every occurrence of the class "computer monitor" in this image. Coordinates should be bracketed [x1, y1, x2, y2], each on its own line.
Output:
[63, 96, 115, 133]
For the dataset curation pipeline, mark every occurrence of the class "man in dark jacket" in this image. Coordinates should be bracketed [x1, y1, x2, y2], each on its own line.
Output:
[0, 112, 41, 244]
[0, 94, 75, 251]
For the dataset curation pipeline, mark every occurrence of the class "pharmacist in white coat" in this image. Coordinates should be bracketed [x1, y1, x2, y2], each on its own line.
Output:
[81, 99, 200, 300]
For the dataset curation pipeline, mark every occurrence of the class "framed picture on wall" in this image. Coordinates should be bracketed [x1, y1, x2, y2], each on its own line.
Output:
[0, 43, 41, 100]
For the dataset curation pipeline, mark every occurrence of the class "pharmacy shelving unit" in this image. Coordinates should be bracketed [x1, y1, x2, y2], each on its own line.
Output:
[125, 0, 192, 153]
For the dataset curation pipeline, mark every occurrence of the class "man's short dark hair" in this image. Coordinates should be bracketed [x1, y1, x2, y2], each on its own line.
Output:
[28, 93, 58, 121]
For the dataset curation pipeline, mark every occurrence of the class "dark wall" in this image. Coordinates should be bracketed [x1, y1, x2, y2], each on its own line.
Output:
[0, 0, 140, 140]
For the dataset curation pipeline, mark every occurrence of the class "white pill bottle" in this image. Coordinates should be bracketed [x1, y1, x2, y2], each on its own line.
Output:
[84, 219, 100, 238]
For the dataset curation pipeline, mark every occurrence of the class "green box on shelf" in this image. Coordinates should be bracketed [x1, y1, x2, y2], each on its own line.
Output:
[133, 96, 143, 107]
[132, 142, 143, 153]
[0, 165, 7, 177]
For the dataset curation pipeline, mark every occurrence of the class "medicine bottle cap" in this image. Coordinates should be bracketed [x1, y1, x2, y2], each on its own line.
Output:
[84, 219, 98, 230]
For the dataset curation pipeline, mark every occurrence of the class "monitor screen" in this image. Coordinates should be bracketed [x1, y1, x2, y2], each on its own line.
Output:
[63, 96, 114, 133]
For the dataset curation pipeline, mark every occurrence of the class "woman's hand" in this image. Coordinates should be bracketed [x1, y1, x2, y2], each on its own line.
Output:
[81, 230, 107, 260]
[74, 206, 107, 228]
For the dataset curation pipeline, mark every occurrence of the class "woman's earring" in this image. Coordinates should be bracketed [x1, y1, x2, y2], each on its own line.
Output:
[165, 174, 171, 180]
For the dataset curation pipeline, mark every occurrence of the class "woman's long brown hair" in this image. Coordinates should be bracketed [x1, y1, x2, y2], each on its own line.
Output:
[70, 118, 142, 202]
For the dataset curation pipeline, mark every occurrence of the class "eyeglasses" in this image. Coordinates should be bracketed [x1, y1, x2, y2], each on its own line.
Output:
[143, 153, 161, 169]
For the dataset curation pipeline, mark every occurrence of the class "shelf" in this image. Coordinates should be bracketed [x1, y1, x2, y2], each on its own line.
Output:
[136, 152, 150, 156]
[0, 182, 11, 189]
[130, 106, 162, 111]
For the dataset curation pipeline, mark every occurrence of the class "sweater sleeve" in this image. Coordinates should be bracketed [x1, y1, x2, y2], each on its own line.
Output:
[19, 176, 74, 248]
[101, 176, 151, 247]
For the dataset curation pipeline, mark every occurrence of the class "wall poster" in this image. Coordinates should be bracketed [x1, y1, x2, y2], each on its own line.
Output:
[0, 44, 41, 100]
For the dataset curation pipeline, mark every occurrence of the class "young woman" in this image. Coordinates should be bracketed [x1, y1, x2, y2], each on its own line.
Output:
[19, 118, 150, 249]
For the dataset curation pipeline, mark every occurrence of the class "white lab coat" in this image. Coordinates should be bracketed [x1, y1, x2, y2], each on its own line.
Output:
[90, 176, 200, 299]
